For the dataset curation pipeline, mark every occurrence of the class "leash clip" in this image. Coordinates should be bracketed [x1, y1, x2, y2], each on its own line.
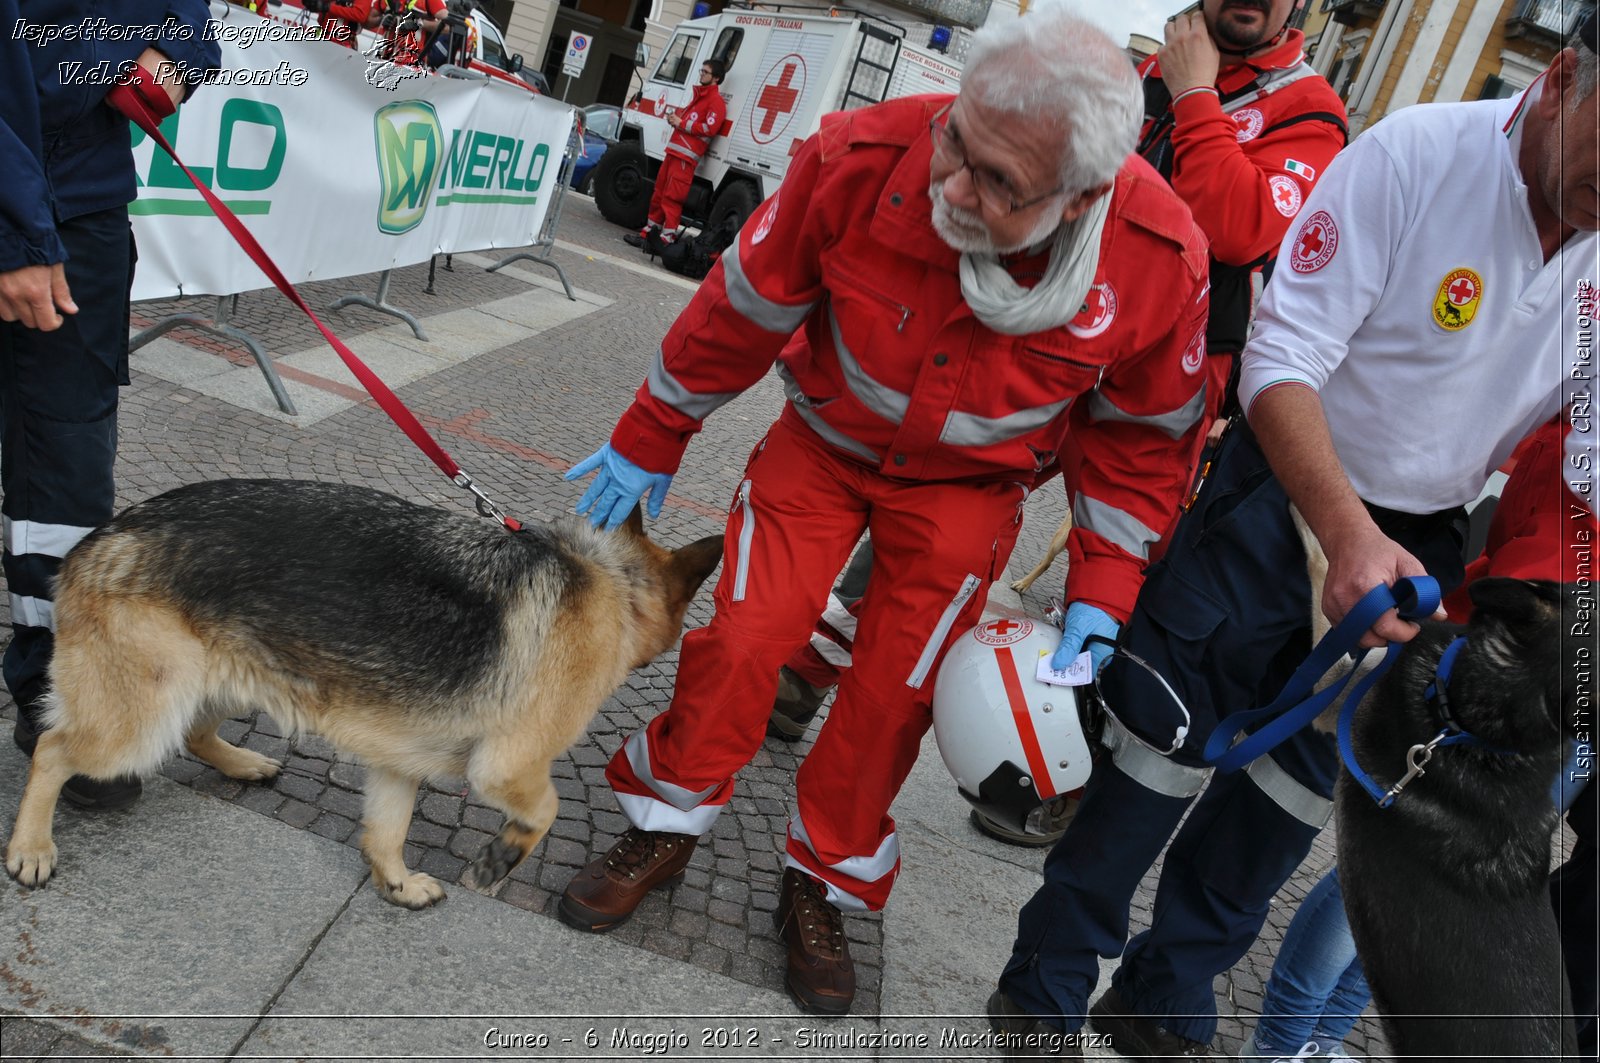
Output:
[453, 472, 520, 531]
[1379, 732, 1446, 808]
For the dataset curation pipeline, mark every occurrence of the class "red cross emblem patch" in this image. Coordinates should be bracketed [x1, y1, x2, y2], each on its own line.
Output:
[1067, 282, 1118, 339]
[750, 55, 807, 145]
[1290, 211, 1338, 274]
[1268, 175, 1302, 218]
[1432, 267, 1483, 331]
[974, 617, 1034, 646]
[1232, 107, 1265, 143]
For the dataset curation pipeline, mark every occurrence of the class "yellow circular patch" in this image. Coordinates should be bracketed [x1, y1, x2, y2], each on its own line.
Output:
[1433, 268, 1483, 331]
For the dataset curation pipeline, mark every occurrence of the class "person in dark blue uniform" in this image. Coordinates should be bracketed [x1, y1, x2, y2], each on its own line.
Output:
[0, 0, 219, 808]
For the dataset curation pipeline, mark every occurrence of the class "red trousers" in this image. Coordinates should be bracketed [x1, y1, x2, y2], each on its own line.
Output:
[646, 153, 697, 233]
[606, 413, 1026, 910]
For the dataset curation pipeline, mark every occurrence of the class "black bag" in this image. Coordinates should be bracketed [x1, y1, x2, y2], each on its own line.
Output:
[659, 217, 741, 280]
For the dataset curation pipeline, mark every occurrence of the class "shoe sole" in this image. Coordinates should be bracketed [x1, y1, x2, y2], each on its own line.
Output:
[782, 975, 853, 1016]
[969, 809, 1066, 848]
[1087, 1004, 1194, 1061]
[555, 871, 684, 934]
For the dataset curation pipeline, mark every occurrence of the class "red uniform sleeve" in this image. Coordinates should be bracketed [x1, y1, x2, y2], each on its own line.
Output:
[691, 93, 725, 136]
[1444, 418, 1599, 619]
[1167, 89, 1345, 266]
[1063, 265, 1211, 620]
[609, 135, 830, 473]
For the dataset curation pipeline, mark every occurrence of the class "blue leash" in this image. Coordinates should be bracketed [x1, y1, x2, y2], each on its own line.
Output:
[1202, 577, 1442, 774]
[1202, 578, 1501, 808]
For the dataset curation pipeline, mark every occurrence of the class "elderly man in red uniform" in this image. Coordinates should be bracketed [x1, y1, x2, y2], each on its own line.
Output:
[626, 59, 727, 250]
[563, 3, 1211, 1016]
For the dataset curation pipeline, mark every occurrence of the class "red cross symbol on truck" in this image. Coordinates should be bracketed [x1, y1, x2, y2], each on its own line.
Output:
[752, 55, 805, 142]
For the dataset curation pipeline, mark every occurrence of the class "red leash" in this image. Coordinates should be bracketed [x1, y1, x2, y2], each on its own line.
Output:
[111, 70, 522, 532]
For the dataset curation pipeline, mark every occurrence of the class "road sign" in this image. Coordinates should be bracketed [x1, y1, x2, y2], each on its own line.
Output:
[562, 32, 592, 78]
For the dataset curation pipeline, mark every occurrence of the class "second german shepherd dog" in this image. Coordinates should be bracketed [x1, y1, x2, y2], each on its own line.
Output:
[4, 479, 722, 908]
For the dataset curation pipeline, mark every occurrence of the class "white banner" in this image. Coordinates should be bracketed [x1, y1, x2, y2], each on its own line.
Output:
[130, 23, 574, 301]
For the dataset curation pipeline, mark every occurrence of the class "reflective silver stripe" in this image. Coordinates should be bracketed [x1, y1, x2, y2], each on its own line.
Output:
[809, 630, 854, 668]
[623, 729, 719, 811]
[732, 479, 754, 602]
[827, 305, 909, 423]
[1086, 385, 1208, 441]
[787, 811, 898, 912]
[1247, 753, 1334, 828]
[1073, 493, 1160, 561]
[787, 400, 881, 462]
[820, 592, 858, 640]
[941, 398, 1073, 447]
[1099, 714, 1211, 798]
[616, 791, 724, 835]
[722, 239, 815, 334]
[9, 594, 55, 632]
[1221, 62, 1322, 114]
[808, 592, 858, 667]
[3, 517, 92, 559]
[906, 573, 982, 689]
[646, 348, 740, 421]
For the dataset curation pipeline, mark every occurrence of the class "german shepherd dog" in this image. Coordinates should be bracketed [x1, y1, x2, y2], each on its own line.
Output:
[3, 480, 722, 909]
[1335, 577, 1583, 1060]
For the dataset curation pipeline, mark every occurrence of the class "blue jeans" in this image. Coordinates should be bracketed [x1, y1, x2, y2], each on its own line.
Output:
[1250, 869, 1370, 1056]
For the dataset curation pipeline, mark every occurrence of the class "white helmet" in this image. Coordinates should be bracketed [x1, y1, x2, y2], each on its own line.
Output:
[932, 616, 1096, 835]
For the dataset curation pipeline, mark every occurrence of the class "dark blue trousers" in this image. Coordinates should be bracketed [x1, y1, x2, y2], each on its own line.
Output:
[1000, 422, 1465, 1042]
[0, 207, 133, 711]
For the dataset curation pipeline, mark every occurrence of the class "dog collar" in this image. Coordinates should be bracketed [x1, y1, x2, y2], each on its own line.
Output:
[1353, 636, 1509, 809]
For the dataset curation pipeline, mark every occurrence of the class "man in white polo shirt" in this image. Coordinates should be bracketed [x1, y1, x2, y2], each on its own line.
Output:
[991, 16, 1598, 1058]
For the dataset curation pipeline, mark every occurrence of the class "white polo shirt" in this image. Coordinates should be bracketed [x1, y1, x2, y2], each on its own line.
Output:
[1239, 88, 1598, 514]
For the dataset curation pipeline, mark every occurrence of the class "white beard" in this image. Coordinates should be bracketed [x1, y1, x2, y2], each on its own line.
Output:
[929, 181, 1063, 255]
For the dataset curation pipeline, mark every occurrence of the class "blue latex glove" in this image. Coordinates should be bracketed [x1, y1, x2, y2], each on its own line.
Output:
[564, 444, 673, 531]
[1053, 601, 1121, 674]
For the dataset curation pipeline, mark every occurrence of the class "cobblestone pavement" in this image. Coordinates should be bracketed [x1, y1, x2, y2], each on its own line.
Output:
[0, 190, 1393, 1058]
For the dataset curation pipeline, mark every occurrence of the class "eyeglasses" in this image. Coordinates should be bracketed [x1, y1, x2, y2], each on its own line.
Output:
[929, 105, 1063, 216]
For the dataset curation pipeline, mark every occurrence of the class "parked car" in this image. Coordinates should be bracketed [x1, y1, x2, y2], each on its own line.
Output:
[570, 104, 623, 193]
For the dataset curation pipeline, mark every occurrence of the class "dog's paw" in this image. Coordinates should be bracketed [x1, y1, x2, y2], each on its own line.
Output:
[5, 840, 58, 888]
[461, 837, 525, 894]
[1009, 577, 1033, 592]
[377, 871, 446, 909]
[233, 751, 282, 783]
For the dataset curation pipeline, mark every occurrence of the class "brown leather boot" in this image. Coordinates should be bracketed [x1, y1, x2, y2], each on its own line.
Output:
[557, 827, 698, 933]
[774, 868, 855, 1014]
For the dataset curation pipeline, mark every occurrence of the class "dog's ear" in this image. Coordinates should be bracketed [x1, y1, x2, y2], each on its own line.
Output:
[621, 504, 645, 539]
[1467, 578, 1562, 641]
[668, 534, 724, 599]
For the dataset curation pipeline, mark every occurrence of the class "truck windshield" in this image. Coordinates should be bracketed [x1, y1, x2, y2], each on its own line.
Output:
[652, 33, 703, 85]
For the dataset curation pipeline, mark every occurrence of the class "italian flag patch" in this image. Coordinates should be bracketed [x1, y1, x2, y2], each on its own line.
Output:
[1284, 159, 1316, 181]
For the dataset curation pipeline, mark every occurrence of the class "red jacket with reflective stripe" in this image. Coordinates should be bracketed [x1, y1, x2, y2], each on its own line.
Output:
[665, 81, 727, 162]
[609, 95, 1211, 619]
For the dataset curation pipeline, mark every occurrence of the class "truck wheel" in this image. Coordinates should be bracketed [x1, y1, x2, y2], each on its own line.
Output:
[707, 180, 760, 235]
[594, 142, 651, 229]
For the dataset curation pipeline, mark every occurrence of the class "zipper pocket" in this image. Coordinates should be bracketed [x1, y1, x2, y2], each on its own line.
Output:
[732, 479, 755, 602]
[833, 265, 914, 332]
[906, 573, 983, 689]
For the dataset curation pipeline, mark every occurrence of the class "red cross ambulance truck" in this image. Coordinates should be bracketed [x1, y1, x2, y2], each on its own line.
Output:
[590, 4, 962, 235]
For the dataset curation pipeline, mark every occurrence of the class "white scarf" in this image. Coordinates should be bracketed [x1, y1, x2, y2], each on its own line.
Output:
[957, 189, 1112, 336]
